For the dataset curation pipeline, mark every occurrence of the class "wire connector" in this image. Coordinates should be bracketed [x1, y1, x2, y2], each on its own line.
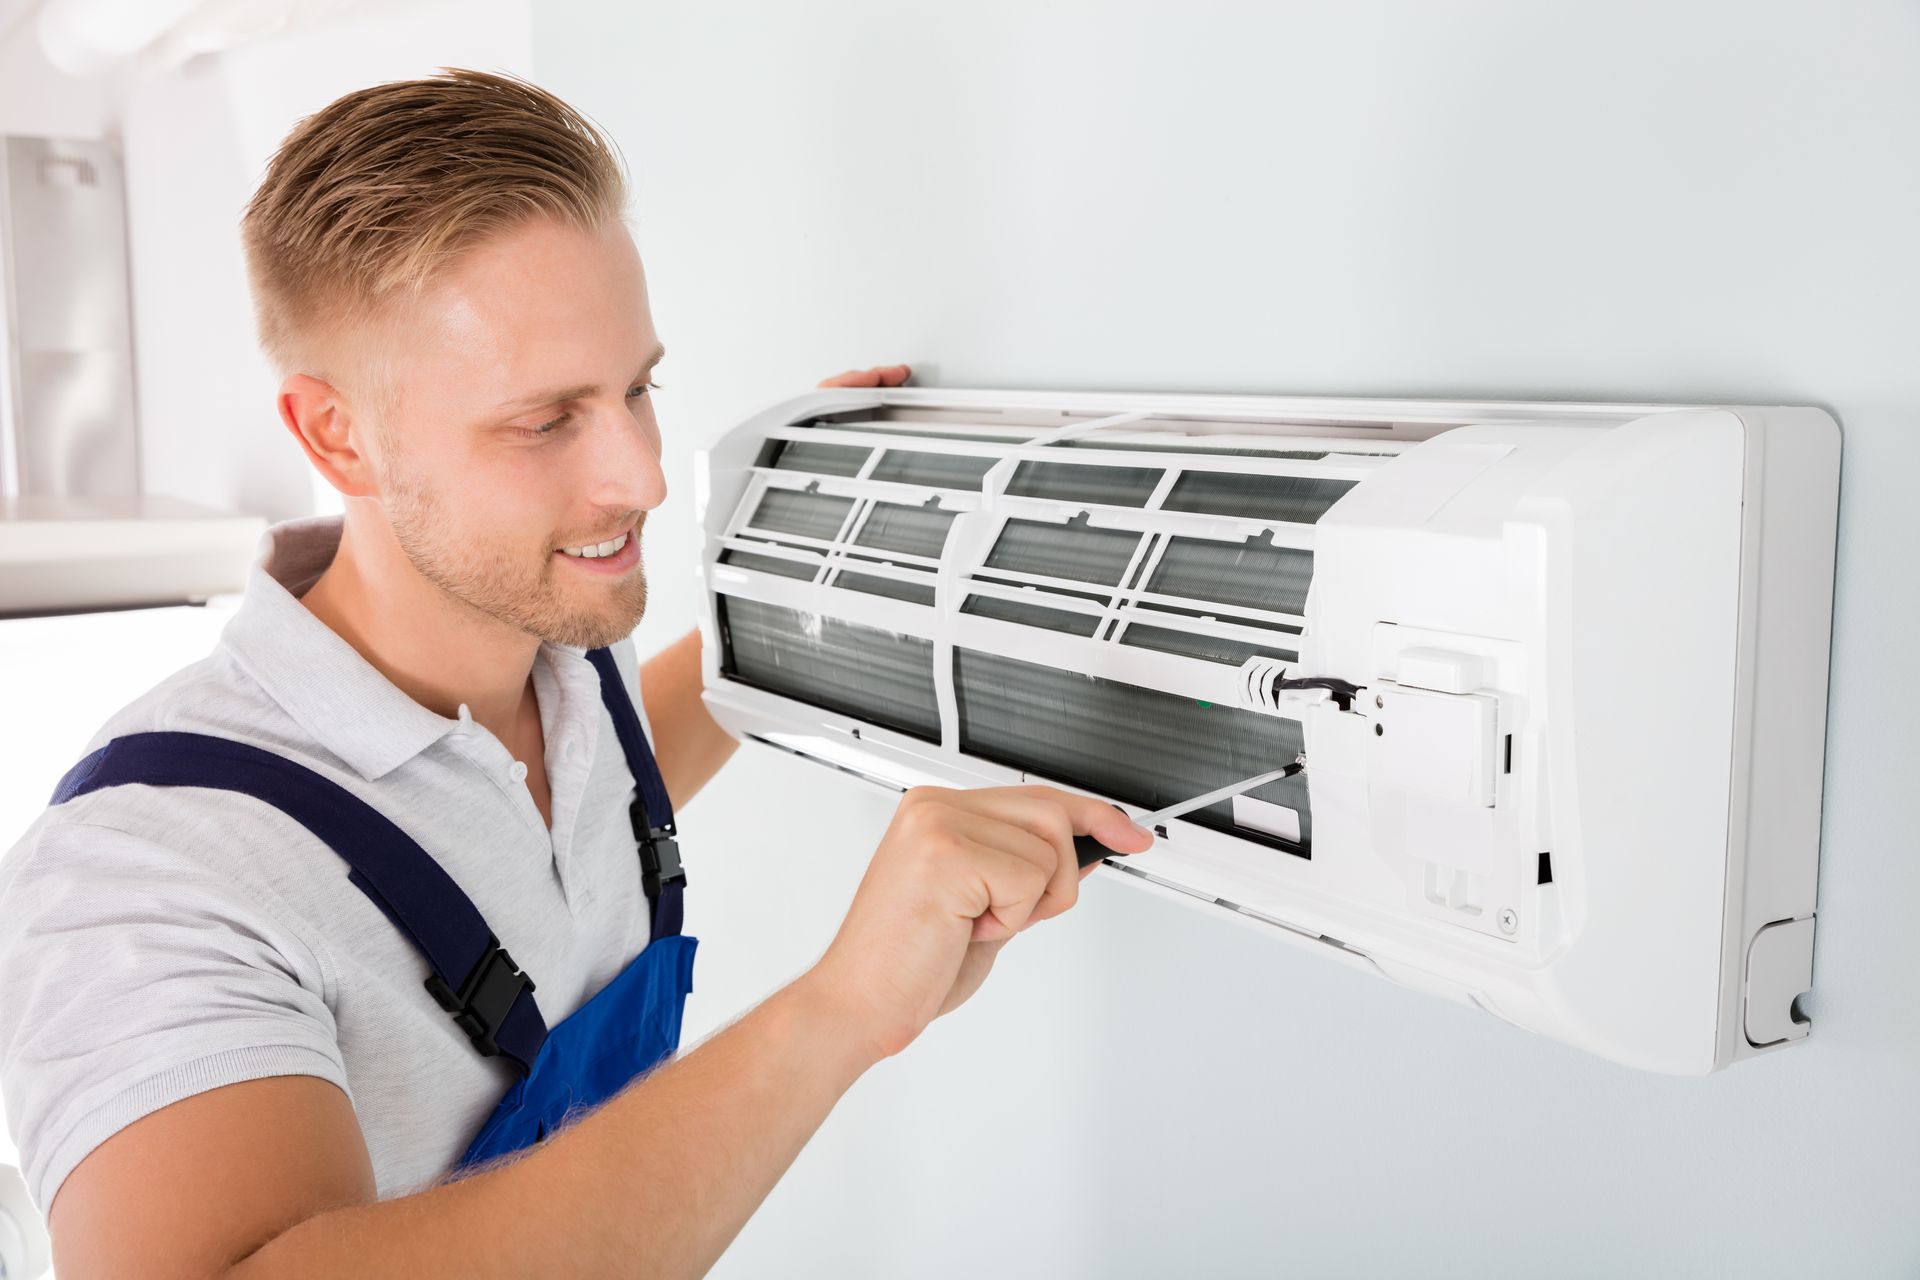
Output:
[1240, 657, 1364, 713]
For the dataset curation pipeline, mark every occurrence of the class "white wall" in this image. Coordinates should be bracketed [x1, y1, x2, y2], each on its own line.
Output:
[1, 0, 535, 522]
[121, 0, 535, 522]
[537, 2, 1920, 1275]
[0, 5, 115, 138]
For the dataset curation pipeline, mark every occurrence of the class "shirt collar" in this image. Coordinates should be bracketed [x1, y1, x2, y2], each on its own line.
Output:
[221, 515, 581, 782]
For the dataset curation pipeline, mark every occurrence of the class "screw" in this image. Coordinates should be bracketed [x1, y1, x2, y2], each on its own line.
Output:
[1374, 723, 1384, 736]
[1498, 908, 1519, 934]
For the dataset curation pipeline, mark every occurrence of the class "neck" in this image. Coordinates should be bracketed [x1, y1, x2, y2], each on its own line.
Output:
[300, 507, 541, 739]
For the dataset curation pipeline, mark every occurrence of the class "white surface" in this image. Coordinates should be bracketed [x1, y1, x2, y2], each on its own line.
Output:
[0, 1162, 49, 1279]
[0, 496, 262, 612]
[1372, 682, 1497, 807]
[539, 0, 1918, 1273]
[1229, 794, 1299, 843]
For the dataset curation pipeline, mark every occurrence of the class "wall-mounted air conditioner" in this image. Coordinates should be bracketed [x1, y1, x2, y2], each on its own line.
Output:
[694, 389, 1839, 1074]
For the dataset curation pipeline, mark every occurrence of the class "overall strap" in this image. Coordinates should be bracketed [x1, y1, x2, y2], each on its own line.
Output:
[51, 732, 549, 1075]
[584, 647, 686, 942]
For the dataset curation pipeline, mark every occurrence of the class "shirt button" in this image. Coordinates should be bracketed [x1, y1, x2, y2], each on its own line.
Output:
[508, 760, 529, 783]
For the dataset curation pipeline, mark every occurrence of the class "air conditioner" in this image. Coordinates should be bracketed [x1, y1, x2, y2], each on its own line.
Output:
[694, 389, 1839, 1074]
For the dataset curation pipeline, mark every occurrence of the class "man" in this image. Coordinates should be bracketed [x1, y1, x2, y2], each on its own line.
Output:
[0, 70, 1152, 1277]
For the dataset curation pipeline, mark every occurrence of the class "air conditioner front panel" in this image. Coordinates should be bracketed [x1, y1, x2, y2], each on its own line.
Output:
[695, 389, 1837, 1074]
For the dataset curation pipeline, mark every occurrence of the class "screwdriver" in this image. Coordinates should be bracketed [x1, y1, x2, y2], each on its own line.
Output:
[1073, 758, 1306, 868]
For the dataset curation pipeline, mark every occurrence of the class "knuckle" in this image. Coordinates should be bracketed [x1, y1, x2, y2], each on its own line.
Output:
[921, 825, 967, 861]
[1048, 806, 1075, 842]
[1046, 876, 1079, 914]
[897, 793, 951, 834]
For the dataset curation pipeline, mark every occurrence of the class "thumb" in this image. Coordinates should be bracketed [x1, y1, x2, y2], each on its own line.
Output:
[1074, 799, 1156, 857]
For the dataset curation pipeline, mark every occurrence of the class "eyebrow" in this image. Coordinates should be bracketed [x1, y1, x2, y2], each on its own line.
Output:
[494, 342, 666, 413]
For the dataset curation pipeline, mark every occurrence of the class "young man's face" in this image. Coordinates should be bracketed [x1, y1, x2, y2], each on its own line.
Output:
[366, 215, 667, 649]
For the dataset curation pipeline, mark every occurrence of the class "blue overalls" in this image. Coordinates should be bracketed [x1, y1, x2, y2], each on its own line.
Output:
[49, 646, 697, 1171]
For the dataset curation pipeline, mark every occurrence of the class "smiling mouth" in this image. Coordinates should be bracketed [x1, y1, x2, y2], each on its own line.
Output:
[558, 529, 631, 559]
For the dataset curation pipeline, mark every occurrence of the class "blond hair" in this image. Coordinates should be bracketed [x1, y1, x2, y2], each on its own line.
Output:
[241, 68, 626, 387]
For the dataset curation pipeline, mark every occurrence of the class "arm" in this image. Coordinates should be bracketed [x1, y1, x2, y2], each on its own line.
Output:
[639, 627, 739, 810]
[53, 973, 873, 1280]
[45, 787, 1152, 1279]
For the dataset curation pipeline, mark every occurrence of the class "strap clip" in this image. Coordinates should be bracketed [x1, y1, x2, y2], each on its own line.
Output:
[631, 798, 686, 900]
[424, 935, 535, 1060]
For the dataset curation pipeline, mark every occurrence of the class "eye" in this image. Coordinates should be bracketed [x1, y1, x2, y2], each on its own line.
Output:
[516, 414, 569, 439]
[627, 381, 661, 400]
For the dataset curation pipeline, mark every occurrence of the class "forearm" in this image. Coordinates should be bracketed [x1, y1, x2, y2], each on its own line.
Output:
[641, 627, 740, 809]
[228, 975, 877, 1279]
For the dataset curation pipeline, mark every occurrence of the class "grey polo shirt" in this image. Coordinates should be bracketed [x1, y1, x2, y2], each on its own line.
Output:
[0, 515, 672, 1209]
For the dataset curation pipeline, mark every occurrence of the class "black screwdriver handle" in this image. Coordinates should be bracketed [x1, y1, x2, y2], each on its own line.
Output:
[1074, 805, 1145, 868]
[1073, 834, 1110, 868]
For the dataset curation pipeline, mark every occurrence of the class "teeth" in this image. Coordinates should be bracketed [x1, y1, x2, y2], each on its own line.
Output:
[560, 531, 629, 559]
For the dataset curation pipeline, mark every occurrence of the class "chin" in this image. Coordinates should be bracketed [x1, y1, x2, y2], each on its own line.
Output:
[539, 577, 648, 649]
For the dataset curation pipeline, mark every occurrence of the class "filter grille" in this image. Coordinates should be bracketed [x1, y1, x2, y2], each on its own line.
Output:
[954, 650, 1311, 853]
[713, 410, 1385, 853]
[721, 597, 941, 742]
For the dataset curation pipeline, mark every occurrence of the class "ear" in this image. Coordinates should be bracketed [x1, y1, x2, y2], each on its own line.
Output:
[278, 373, 379, 499]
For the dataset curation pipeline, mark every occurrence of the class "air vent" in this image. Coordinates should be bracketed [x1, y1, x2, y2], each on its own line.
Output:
[720, 597, 941, 742]
[707, 407, 1395, 854]
[954, 650, 1311, 854]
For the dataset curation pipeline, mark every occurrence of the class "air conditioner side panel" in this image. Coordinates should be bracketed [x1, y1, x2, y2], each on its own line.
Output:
[1517, 409, 1747, 1074]
[1725, 406, 1837, 1062]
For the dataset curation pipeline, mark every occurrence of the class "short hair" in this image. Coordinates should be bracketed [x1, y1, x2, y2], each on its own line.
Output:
[241, 67, 627, 387]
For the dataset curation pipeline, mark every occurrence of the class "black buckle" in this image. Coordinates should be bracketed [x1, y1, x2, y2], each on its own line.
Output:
[631, 797, 686, 901]
[424, 935, 535, 1059]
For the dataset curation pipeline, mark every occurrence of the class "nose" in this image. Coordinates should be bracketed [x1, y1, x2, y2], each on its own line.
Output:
[583, 397, 668, 513]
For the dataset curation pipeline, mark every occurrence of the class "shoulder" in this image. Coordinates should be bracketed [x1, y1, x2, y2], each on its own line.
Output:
[0, 649, 352, 1208]
[9, 640, 351, 962]
[79, 642, 323, 763]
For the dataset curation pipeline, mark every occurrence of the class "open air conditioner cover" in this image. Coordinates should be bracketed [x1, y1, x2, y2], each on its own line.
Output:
[695, 389, 1838, 1074]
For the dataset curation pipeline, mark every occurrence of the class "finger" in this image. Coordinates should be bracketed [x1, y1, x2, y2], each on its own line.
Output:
[943, 807, 1079, 929]
[816, 368, 881, 388]
[1057, 788, 1157, 856]
[815, 364, 911, 389]
[907, 796, 1053, 937]
[952, 788, 1147, 928]
[952, 835, 1053, 942]
[950, 786, 1075, 852]
[960, 785, 1154, 862]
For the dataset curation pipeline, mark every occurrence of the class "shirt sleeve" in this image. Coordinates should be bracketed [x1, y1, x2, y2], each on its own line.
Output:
[0, 816, 348, 1212]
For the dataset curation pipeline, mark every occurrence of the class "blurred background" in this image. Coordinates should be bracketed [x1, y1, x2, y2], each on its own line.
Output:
[1, 1, 1916, 1275]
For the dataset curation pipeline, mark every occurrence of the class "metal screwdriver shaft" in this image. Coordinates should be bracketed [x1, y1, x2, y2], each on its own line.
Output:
[1073, 757, 1306, 868]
